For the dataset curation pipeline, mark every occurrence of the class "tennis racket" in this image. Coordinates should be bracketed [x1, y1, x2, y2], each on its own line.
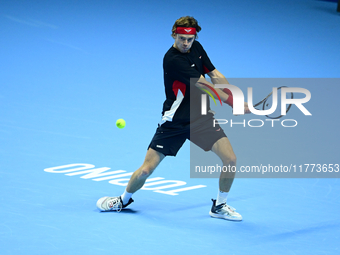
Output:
[253, 86, 293, 119]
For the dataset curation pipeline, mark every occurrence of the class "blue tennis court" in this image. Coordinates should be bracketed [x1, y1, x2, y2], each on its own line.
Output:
[1, 0, 339, 254]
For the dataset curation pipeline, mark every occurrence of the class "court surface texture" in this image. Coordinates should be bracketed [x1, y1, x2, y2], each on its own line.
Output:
[1, 0, 339, 254]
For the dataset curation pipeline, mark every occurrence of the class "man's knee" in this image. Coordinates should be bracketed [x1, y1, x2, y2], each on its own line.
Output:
[223, 153, 237, 166]
[138, 164, 156, 179]
[137, 148, 164, 179]
[230, 154, 237, 165]
[212, 137, 237, 165]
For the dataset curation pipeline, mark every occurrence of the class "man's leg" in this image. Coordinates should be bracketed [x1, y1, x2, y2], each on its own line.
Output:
[211, 137, 236, 193]
[96, 148, 165, 211]
[126, 148, 165, 193]
[209, 137, 242, 221]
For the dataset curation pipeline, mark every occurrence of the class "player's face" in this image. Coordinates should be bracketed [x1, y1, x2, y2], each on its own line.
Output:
[174, 34, 195, 53]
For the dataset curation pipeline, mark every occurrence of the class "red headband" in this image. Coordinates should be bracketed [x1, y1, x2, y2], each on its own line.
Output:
[175, 27, 196, 35]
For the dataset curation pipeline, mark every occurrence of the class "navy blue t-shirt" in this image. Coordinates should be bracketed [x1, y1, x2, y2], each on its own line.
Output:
[160, 40, 215, 129]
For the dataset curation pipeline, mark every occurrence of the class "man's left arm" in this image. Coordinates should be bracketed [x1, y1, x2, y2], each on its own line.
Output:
[207, 69, 229, 86]
[206, 69, 250, 113]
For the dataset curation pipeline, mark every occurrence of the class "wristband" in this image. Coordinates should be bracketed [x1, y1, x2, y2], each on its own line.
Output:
[223, 88, 233, 107]
[222, 88, 232, 95]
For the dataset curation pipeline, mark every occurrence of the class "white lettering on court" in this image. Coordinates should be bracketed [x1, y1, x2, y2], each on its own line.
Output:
[44, 163, 206, 196]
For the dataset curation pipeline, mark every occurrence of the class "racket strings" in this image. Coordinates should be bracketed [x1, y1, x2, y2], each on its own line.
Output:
[254, 86, 293, 119]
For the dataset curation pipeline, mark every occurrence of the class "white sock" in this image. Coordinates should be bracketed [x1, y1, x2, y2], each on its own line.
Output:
[121, 190, 133, 205]
[216, 190, 228, 205]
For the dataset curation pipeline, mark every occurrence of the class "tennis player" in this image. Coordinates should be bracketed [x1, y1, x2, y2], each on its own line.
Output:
[97, 16, 250, 221]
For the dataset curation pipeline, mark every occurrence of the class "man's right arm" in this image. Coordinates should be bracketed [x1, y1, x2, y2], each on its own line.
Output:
[195, 71, 250, 113]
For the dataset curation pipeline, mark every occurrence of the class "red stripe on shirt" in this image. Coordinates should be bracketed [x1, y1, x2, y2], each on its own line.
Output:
[203, 65, 211, 74]
[172, 80, 186, 97]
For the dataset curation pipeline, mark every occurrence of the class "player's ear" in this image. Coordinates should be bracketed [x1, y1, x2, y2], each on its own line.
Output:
[171, 33, 177, 39]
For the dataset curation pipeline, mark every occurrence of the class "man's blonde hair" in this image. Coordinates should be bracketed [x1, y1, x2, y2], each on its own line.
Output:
[171, 16, 201, 39]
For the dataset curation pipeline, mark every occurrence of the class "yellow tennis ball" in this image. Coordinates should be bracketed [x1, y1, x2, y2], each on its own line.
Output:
[116, 119, 126, 129]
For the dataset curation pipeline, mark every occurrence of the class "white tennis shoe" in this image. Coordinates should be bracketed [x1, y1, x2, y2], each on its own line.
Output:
[209, 199, 242, 221]
[96, 196, 133, 212]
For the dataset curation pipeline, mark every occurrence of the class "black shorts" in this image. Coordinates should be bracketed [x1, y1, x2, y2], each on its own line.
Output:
[148, 118, 227, 156]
